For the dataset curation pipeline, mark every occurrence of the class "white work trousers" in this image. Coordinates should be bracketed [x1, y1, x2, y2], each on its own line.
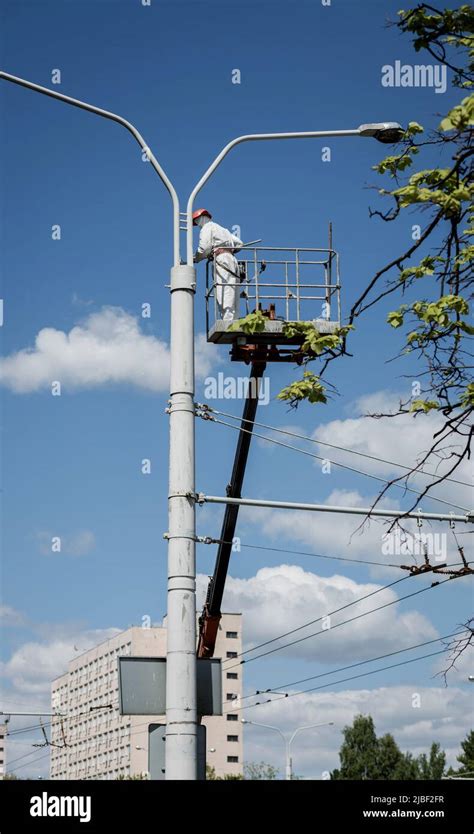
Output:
[215, 253, 240, 322]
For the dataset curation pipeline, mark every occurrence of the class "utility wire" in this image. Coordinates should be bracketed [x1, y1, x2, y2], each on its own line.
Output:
[222, 574, 409, 667]
[6, 721, 56, 737]
[235, 630, 463, 704]
[221, 556, 471, 666]
[220, 540, 470, 571]
[6, 746, 51, 769]
[202, 415, 469, 513]
[8, 750, 51, 774]
[202, 406, 471, 488]
[224, 574, 467, 670]
[228, 648, 452, 714]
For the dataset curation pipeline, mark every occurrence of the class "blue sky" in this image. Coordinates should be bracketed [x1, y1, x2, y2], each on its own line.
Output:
[1, 0, 472, 778]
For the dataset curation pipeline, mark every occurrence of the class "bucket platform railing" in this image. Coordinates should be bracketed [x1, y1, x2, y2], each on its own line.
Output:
[206, 245, 341, 348]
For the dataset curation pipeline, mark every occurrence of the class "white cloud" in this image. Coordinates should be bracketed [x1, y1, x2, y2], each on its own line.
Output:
[0, 306, 216, 393]
[36, 530, 96, 557]
[242, 685, 472, 778]
[312, 390, 472, 513]
[197, 563, 437, 663]
[0, 605, 26, 627]
[2, 628, 121, 694]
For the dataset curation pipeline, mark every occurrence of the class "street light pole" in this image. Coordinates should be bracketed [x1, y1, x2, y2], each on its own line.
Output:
[165, 260, 198, 780]
[242, 719, 334, 780]
[0, 70, 402, 780]
[0, 69, 198, 780]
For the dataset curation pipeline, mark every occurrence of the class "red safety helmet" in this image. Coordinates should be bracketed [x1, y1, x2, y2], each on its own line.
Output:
[192, 208, 212, 226]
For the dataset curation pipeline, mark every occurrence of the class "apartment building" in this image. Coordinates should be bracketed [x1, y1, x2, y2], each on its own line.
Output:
[50, 613, 242, 779]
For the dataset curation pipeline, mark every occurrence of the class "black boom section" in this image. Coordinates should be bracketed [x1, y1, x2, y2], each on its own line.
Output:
[197, 360, 266, 657]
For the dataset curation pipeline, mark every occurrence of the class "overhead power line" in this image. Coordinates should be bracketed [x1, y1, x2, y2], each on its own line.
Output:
[235, 629, 464, 704]
[208, 539, 470, 571]
[223, 573, 469, 669]
[222, 574, 408, 666]
[228, 648, 452, 714]
[7, 750, 51, 774]
[202, 405, 471, 488]
[197, 414, 470, 513]
[221, 556, 471, 666]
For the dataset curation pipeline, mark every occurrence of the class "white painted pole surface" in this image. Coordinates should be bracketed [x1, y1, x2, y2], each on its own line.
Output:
[166, 265, 198, 779]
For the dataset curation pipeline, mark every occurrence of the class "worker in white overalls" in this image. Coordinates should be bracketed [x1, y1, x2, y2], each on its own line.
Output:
[193, 208, 243, 322]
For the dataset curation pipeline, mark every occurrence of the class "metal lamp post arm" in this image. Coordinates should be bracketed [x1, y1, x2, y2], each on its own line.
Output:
[287, 722, 334, 780]
[288, 723, 331, 747]
[0, 71, 181, 265]
[185, 128, 361, 263]
[252, 721, 287, 745]
[243, 720, 289, 779]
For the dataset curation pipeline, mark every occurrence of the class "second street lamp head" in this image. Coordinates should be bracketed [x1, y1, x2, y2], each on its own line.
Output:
[358, 122, 405, 143]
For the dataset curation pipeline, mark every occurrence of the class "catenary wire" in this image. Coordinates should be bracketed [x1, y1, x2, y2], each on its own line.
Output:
[227, 648, 452, 714]
[212, 540, 471, 571]
[223, 573, 469, 669]
[8, 750, 51, 774]
[234, 630, 464, 704]
[222, 574, 409, 667]
[203, 415, 469, 513]
[202, 406, 471, 488]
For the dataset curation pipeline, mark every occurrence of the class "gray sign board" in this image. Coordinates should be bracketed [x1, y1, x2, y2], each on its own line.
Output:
[118, 656, 222, 716]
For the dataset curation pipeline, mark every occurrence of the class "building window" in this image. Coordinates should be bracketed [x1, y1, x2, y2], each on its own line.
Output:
[227, 756, 239, 763]
[226, 672, 238, 680]
[226, 693, 237, 701]
[226, 651, 237, 659]
[227, 714, 238, 722]
[226, 631, 238, 639]
[227, 735, 238, 743]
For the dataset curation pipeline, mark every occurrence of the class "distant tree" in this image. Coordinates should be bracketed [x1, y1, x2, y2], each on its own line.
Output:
[3, 773, 20, 780]
[243, 761, 279, 780]
[331, 715, 379, 779]
[416, 743, 447, 779]
[400, 751, 424, 780]
[447, 729, 474, 776]
[377, 733, 407, 780]
[206, 763, 244, 780]
[331, 714, 447, 780]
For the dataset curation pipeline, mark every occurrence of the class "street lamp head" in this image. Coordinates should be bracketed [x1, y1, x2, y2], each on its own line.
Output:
[358, 122, 405, 143]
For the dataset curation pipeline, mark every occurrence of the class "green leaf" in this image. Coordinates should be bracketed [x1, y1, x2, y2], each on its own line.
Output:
[460, 383, 474, 407]
[409, 399, 440, 413]
[387, 311, 404, 328]
[277, 371, 327, 408]
[229, 310, 266, 334]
